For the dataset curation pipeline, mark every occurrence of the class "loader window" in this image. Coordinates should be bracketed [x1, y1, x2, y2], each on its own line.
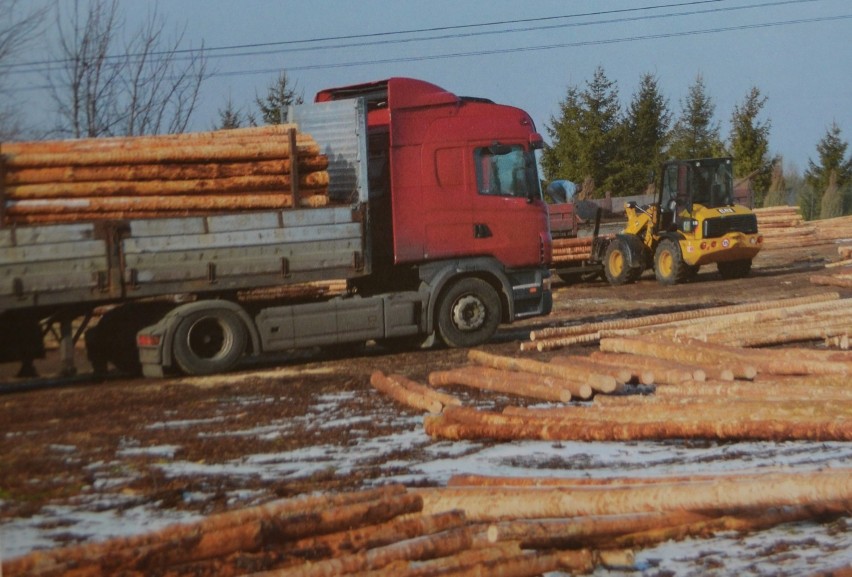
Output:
[474, 145, 540, 199]
[690, 161, 733, 208]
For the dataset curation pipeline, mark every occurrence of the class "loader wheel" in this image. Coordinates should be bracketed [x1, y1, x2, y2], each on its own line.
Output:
[172, 308, 248, 375]
[654, 239, 687, 285]
[604, 237, 640, 285]
[717, 259, 752, 280]
[436, 277, 501, 348]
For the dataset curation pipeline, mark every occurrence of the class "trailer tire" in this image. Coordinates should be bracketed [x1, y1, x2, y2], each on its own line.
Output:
[436, 277, 501, 348]
[654, 238, 687, 285]
[172, 308, 248, 375]
[717, 259, 752, 280]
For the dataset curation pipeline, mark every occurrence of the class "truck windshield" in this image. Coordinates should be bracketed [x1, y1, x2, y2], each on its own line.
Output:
[475, 145, 542, 200]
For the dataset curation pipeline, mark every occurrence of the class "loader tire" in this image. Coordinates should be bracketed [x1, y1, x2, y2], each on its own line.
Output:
[654, 238, 688, 285]
[604, 237, 641, 285]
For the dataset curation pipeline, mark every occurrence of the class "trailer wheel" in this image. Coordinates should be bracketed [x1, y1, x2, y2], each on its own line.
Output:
[604, 237, 641, 285]
[436, 277, 501, 348]
[654, 238, 687, 285]
[717, 259, 752, 280]
[172, 308, 248, 375]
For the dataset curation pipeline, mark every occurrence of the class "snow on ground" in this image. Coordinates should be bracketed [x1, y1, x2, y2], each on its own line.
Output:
[2, 390, 850, 576]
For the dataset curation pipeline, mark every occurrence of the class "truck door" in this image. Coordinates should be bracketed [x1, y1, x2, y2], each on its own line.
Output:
[465, 142, 549, 268]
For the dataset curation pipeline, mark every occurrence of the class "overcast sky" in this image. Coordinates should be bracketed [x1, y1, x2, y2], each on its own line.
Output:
[8, 0, 852, 173]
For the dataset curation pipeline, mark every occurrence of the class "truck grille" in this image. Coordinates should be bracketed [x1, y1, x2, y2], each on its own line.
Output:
[702, 214, 758, 238]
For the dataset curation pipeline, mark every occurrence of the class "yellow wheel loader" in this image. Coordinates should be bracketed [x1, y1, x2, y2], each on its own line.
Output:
[599, 157, 763, 285]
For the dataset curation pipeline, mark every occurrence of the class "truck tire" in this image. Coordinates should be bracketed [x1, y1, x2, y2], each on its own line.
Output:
[604, 237, 641, 285]
[717, 259, 752, 280]
[436, 277, 501, 348]
[654, 238, 687, 285]
[172, 308, 248, 375]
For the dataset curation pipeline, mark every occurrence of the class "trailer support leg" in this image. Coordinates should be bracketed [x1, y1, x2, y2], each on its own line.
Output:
[59, 319, 77, 377]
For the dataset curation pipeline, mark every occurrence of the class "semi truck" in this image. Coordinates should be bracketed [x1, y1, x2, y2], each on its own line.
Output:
[0, 77, 553, 378]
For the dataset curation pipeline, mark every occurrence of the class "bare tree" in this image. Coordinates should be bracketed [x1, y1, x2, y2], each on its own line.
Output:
[49, 0, 207, 138]
[0, 0, 49, 139]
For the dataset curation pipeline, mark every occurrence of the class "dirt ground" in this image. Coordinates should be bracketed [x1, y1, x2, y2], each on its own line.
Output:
[1, 241, 850, 574]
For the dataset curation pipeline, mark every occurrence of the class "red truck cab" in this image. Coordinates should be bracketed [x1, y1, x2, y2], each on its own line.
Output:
[316, 78, 552, 272]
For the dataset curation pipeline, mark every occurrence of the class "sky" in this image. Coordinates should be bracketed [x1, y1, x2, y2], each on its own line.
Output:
[6, 0, 852, 174]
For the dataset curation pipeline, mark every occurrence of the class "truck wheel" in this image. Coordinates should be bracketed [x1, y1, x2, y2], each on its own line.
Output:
[436, 277, 501, 348]
[654, 238, 687, 285]
[172, 308, 248, 375]
[604, 237, 640, 285]
[717, 259, 752, 280]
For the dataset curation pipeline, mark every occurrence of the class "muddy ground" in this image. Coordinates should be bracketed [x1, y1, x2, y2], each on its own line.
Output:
[1, 242, 850, 575]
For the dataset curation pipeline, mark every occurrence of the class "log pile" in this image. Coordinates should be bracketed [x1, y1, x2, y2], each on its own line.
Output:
[0, 125, 330, 226]
[6, 473, 850, 576]
[753, 205, 822, 249]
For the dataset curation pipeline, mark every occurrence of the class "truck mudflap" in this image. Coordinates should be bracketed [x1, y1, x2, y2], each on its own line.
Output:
[508, 268, 553, 319]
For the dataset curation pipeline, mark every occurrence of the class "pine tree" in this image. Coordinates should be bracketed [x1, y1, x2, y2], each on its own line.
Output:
[729, 86, 772, 205]
[542, 66, 624, 198]
[623, 73, 671, 194]
[256, 71, 304, 125]
[667, 75, 725, 160]
[215, 96, 244, 130]
[805, 122, 852, 201]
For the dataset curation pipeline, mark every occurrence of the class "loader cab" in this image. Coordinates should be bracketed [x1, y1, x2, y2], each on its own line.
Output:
[659, 157, 734, 233]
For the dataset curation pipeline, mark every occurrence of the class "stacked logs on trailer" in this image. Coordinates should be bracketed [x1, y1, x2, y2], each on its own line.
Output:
[6, 474, 851, 577]
[0, 125, 330, 226]
[550, 234, 613, 266]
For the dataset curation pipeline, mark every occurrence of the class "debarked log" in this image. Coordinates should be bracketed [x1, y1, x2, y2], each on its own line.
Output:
[415, 468, 852, 521]
[428, 366, 591, 402]
[423, 405, 852, 442]
[5, 172, 329, 199]
[467, 349, 617, 393]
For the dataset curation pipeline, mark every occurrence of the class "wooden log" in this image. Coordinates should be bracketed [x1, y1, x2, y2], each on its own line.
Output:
[5, 172, 329, 199]
[654, 379, 852, 401]
[485, 511, 708, 549]
[550, 353, 651, 385]
[428, 366, 589, 402]
[3, 139, 322, 168]
[352, 545, 526, 577]
[4, 485, 411, 577]
[468, 349, 617, 394]
[599, 337, 758, 380]
[370, 371, 444, 414]
[588, 351, 705, 384]
[529, 292, 840, 342]
[424, 405, 852, 442]
[5, 192, 309, 214]
[282, 510, 469, 561]
[386, 373, 462, 409]
[3, 157, 330, 185]
[252, 526, 476, 577]
[415, 468, 852, 521]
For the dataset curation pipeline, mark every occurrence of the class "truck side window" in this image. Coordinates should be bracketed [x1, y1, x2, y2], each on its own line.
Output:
[474, 146, 528, 198]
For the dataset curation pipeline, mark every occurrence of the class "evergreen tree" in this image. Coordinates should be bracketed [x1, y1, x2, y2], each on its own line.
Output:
[215, 96, 244, 130]
[667, 75, 725, 160]
[256, 71, 304, 125]
[623, 73, 671, 194]
[542, 66, 624, 198]
[805, 122, 852, 202]
[729, 86, 772, 206]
